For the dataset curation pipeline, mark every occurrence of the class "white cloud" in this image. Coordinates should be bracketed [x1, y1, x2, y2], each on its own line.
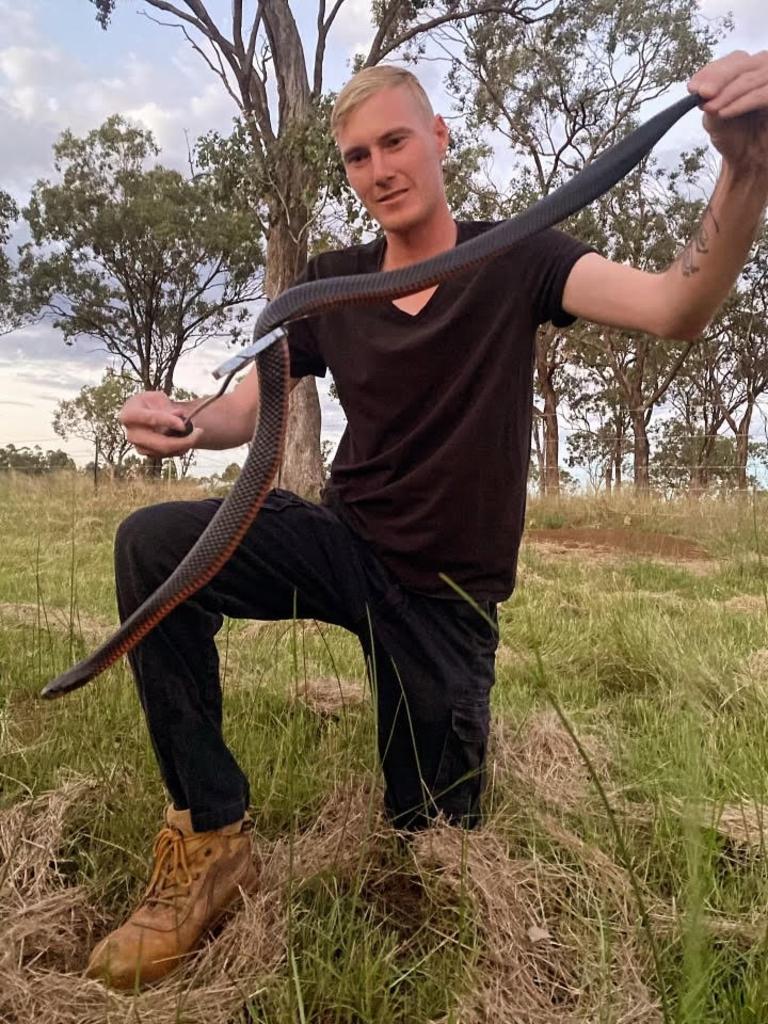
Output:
[0, 3, 38, 46]
[330, 0, 375, 46]
[0, 17, 235, 197]
[699, 0, 768, 46]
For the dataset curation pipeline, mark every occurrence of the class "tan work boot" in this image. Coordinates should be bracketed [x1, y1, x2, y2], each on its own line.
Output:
[85, 806, 259, 990]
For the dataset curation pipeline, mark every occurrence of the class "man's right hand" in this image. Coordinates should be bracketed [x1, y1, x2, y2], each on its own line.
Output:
[120, 392, 203, 459]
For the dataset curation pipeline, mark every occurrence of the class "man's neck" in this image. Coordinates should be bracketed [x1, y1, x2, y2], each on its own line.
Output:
[381, 209, 457, 271]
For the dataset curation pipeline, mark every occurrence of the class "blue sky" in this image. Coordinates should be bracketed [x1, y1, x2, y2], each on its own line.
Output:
[0, 0, 766, 475]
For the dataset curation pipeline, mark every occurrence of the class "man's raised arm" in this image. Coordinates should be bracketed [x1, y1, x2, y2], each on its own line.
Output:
[562, 50, 768, 340]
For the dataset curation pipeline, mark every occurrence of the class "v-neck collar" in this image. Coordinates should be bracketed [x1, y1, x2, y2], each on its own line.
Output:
[372, 220, 461, 322]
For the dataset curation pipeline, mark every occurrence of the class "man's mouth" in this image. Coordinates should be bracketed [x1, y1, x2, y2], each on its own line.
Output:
[377, 189, 408, 204]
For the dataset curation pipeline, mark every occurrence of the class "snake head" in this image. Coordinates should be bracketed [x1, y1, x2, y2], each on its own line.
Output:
[162, 418, 194, 438]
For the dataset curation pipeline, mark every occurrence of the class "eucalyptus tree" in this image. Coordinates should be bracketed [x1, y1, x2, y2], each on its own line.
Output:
[569, 160, 707, 492]
[708, 225, 768, 491]
[53, 369, 138, 474]
[19, 116, 264, 395]
[443, 0, 722, 493]
[0, 444, 75, 474]
[89, 0, 554, 497]
[660, 341, 733, 493]
[565, 375, 632, 493]
[0, 190, 19, 335]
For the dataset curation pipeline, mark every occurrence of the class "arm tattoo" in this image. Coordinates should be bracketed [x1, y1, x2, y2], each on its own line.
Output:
[678, 203, 721, 278]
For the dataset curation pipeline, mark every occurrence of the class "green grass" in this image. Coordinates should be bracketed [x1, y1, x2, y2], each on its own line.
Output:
[5, 476, 768, 1022]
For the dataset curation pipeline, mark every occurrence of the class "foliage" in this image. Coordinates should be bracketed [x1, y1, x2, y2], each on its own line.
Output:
[0, 443, 75, 474]
[444, 0, 725, 493]
[650, 419, 768, 494]
[0, 189, 20, 334]
[18, 116, 265, 393]
[53, 369, 139, 470]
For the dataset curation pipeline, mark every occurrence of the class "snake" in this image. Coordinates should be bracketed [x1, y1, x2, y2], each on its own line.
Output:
[41, 91, 701, 699]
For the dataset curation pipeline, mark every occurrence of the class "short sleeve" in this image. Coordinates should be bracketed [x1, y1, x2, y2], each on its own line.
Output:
[283, 259, 327, 379]
[523, 229, 597, 328]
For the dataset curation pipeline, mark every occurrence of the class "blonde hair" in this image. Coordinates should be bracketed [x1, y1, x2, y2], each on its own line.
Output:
[331, 66, 435, 137]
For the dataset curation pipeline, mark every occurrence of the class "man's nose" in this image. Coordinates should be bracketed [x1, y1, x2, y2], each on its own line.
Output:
[370, 146, 394, 183]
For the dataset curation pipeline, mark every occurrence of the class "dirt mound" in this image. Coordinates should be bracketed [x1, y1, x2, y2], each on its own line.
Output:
[526, 527, 709, 561]
[293, 675, 367, 716]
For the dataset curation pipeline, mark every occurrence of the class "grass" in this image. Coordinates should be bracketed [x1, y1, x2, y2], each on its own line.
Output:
[3, 475, 768, 1021]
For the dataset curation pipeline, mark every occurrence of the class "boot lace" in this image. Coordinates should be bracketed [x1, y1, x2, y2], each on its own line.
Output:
[142, 827, 196, 908]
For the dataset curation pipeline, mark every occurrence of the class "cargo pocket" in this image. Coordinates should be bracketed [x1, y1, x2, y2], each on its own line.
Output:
[435, 699, 491, 825]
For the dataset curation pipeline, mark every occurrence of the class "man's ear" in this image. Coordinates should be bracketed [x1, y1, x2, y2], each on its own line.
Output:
[434, 114, 449, 158]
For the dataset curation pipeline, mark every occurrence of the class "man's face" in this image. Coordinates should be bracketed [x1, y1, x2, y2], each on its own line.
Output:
[337, 85, 449, 234]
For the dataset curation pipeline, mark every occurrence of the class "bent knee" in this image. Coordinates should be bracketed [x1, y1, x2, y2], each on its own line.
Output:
[114, 500, 219, 573]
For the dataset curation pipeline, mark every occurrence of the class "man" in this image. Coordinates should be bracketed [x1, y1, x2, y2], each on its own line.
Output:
[86, 55, 768, 988]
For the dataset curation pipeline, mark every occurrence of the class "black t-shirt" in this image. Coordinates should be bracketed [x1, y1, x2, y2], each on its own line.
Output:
[288, 221, 593, 601]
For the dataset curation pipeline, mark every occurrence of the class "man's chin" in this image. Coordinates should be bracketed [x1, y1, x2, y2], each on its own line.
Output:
[375, 207, 420, 234]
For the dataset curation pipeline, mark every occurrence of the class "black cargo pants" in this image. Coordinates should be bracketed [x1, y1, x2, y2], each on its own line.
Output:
[115, 489, 498, 833]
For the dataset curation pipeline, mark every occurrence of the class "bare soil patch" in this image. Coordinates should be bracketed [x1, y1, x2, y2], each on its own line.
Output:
[293, 675, 366, 716]
[526, 526, 710, 561]
[722, 595, 768, 616]
[0, 602, 112, 640]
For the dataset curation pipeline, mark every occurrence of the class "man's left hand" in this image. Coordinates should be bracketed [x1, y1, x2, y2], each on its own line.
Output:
[688, 50, 768, 178]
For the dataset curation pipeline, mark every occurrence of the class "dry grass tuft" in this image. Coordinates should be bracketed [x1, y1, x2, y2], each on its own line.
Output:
[292, 675, 367, 717]
[493, 710, 611, 811]
[260, 779, 381, 888]
[737, 646, 768, 682]
[721, 595, 768, 617]
[0, 780, 383, 1024]
[709, 801, 768, 850]
[412, 825, 661, 1024]
[0, 776, 106, 1021]
[623, 796, 768, 854]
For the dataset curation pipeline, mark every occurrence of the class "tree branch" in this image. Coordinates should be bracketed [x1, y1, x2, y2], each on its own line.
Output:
[174, 22, 243, 111]
[261, 0, 310, 129]
[646, 341, 696, 410]
[314, 0, 347, 97]
[232, 0, 244, 56]
[365, 2, 545, 66]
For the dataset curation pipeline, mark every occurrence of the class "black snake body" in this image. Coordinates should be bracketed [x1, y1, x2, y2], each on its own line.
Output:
[42, 92, 701, 699]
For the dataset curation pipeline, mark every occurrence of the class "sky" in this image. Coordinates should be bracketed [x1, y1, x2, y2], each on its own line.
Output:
[0, 0, 766, 477]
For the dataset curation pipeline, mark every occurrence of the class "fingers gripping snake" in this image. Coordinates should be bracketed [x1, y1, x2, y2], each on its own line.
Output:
[42, 92, 701, 699]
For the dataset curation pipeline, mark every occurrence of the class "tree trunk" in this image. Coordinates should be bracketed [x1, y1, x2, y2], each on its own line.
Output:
[690, 461, 706, 497]
[535, 327, 561, 497]
[531, 407, 546, 498]
[690, 433, 716, 496]
[264, 206, 324, 499]
[736, 406, 753, 491]
[542, 389, 560, 497]
[613, 419, 624, 492]
[631, 410, 650, 494]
